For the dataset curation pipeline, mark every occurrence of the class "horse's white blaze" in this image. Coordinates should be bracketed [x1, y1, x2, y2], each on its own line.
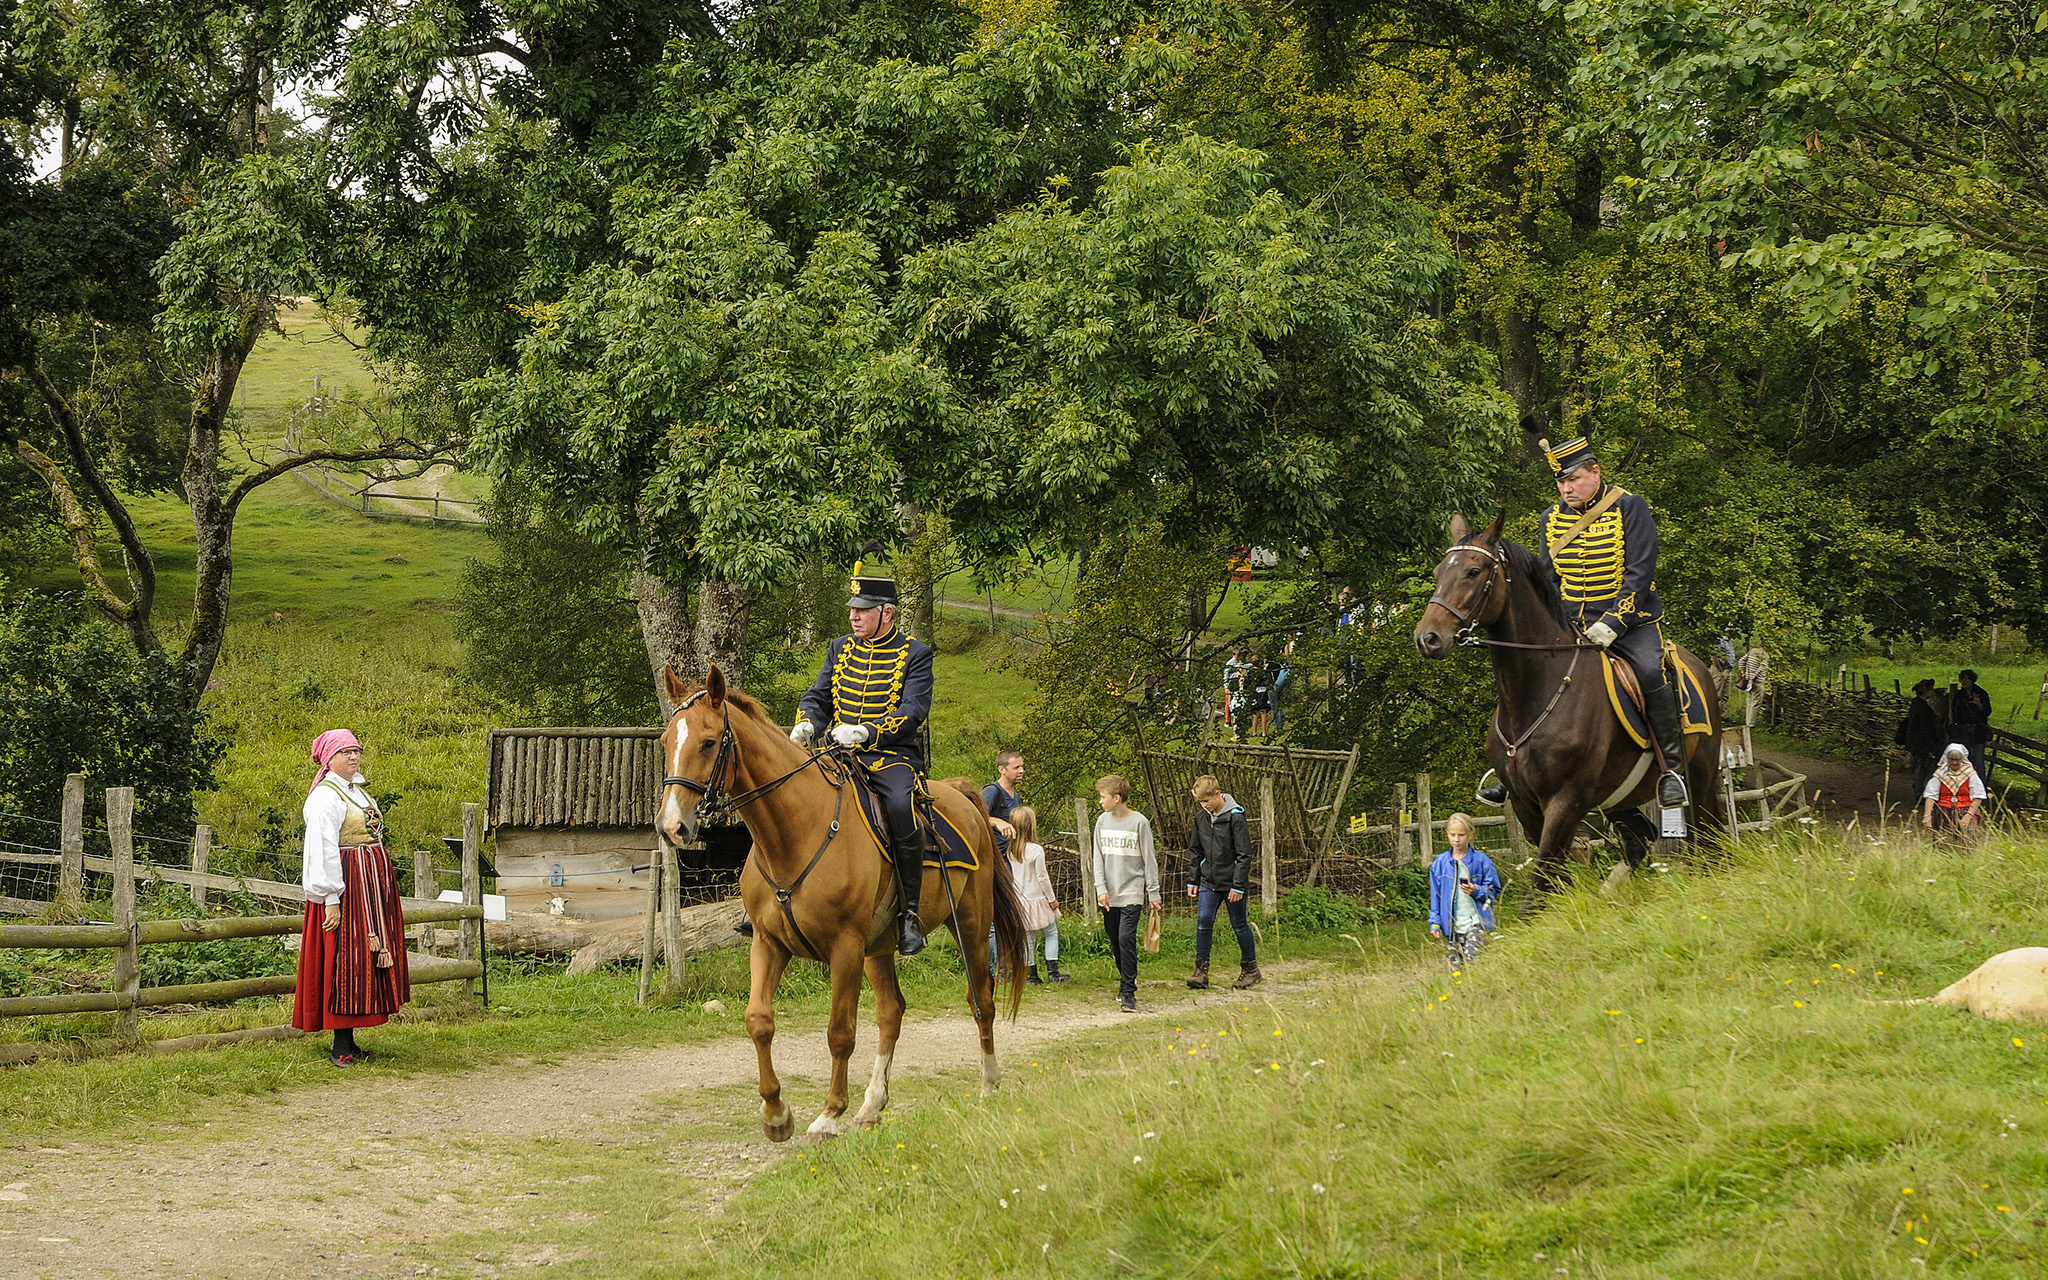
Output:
[806, 1112, 841, 1137]
[853, 1051, 893, 1125]
[655, 719, 691, 839]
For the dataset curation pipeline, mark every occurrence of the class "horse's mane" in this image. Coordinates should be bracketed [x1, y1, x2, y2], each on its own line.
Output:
[1460, 534, 1570, 632]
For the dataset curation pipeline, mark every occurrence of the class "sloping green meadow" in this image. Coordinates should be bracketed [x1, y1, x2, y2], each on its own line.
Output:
[453, 828, 2048, 1278]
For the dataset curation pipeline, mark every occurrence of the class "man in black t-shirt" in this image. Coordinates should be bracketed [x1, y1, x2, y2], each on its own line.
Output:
[983, 748, 1025, 855]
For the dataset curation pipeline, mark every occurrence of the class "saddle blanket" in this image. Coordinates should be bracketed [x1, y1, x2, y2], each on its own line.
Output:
[1603, 649, 1716, 751]
[851, 771, 981, 871]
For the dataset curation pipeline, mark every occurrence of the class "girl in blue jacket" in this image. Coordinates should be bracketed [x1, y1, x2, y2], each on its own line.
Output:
[1428, 813, 1502, 970]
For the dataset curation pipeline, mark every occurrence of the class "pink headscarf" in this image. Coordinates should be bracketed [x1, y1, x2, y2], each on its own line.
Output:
[310, 729, 362, 785]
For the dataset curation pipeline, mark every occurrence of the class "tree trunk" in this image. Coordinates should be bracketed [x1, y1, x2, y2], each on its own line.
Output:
[631, 552, 694, 717]
[692, 577, 754, 689]
[177, 309, 268, 704]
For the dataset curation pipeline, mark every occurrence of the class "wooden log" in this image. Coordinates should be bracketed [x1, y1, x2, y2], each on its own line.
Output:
[144, 1024, 305, 1055]
[59, 773, 84, 917]
[461, 802, 482, 996]
[410, 955, 485, 984]
[1416, 773, 1434, 862]
[1, 990, 127, 1016]
[570, 897, 749, 977]
[0, 922, 129, 949]
[1505, 802, 1529, 864]
[139, 973, 299, 1007]
[660, 835, 684, 992]
[638, 854, 660, 1004]
[1393, 783, 1410, 868]
[1075, 797, 1097, 913]
[108, 788, 139, 1042]
[1259, 774, 1279, 918]
[189, 825, 212, 910]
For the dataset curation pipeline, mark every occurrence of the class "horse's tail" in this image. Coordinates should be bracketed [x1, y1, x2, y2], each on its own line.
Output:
[940, 776, 1028, 1020]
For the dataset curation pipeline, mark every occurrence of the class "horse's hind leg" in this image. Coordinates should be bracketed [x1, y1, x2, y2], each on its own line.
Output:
[947, 869, 1001, 1096]
[805, 939, 868, 1139]
[746, 938, 797, 1142]
[852, 955, 906, 1129]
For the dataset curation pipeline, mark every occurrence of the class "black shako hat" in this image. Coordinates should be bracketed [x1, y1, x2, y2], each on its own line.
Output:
[1539, 434, 1599, 480]
[847, 542, 898, 609]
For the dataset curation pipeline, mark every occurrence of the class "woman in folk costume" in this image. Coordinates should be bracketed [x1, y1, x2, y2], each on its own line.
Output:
[293, 729, 410, 1065]
[1921, 742, 1987, 841]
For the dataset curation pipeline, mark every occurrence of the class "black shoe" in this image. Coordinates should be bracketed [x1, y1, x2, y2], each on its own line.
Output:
[734, 917, 755, 937]
[898, 913, 926, 956]
[1119, 994, 1137, 1013]
[1477, 779, 1507, 806]
[1045, 960, 1071, 983]
[1026, 965, 1043, 985]
[327, 1046, 357, 1068]
[1657, 770, 1690, 808]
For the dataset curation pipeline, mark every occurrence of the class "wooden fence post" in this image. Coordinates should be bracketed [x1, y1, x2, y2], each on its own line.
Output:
[1259, 775, 1279, 918]
[58, 773, 84, 917]
[460, 802, 481, 995]
[190, 825, 211, 910]
[413, 849, 435, 949]
[107, 788, 139, 1043]
[1074, 797, 1096, 918]
[1416, 773, 1434, 862]
[660, 835, 684, 993]
[1392, 782, 1410, 867]
[1505, 803, 1528, 865]
[638, 852, 662, 1006]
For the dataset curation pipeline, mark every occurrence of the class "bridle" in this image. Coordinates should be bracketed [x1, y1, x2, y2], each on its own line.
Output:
[1428, 541, 1593, 653]
[659, 689, 850, 960]
[1427, 539, 1595, 759]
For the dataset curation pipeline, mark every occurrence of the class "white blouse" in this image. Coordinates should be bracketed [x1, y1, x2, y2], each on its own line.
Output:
[301, 773, 373, 905]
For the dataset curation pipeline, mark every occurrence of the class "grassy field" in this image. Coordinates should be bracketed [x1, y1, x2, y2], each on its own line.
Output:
[1798, 659, 2048, 738]
[373, 826, 2048, 1279]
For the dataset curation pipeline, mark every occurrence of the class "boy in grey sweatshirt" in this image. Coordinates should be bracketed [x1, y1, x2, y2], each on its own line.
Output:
[1092, 774, 1161, 1011]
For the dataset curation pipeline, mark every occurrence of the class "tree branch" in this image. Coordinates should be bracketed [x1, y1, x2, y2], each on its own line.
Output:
[26, 357, 159, 622]
[448, 37, 536, 67]
[225, 439, 465, 518]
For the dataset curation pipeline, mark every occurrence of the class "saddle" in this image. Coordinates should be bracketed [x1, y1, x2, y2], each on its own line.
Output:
[846, 768, 981, 871]
[1602, 645, 1716, 752]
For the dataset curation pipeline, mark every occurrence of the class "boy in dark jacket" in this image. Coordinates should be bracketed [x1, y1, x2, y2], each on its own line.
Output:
[1184, 774, 1262, 990]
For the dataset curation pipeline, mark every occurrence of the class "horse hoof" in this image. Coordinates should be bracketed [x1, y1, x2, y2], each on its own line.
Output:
[806, 1113, 842, 1139]
[851, 1108, 882, 1130]
[763, 1106, 796, 1143]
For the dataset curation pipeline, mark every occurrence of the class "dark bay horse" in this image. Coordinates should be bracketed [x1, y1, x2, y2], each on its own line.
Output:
[656, 664, 1028, 1142]
[1413, 513, 1724, 888]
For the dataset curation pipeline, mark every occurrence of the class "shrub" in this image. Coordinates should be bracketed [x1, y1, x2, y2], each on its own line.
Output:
[1365, 864, 1431, 922]
[1276, 884, 1362, 933]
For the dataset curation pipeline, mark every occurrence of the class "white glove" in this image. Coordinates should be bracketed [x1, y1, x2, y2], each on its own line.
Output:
[1585, 620, 1619, 649]
[829, 723, 875, 748]
[789, 720, 815, 746]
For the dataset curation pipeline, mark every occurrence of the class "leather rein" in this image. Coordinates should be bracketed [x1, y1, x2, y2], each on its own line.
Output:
[660, 690, 848, 960]
[1429, 541, 1595, 759]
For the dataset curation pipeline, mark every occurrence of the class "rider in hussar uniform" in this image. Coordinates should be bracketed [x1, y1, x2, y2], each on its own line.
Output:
[1479, 433, 1689, 810]
[790, 558, 935, 955]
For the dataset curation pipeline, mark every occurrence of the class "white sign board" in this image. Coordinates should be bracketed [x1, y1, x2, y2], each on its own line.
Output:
[438, 888, 508, 921]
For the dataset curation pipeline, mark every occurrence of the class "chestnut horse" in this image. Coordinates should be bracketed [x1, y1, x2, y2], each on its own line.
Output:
[656, 664, 1028, 1142]
[1413, 513, 1724, 889]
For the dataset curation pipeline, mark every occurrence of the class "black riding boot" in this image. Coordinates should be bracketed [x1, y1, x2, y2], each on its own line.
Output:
[893, 834, 926, 956]
[1644, 682, 1690, 808]
[1476, 772, 1507, 806]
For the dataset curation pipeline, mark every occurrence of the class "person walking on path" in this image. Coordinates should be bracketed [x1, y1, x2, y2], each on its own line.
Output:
[293, 729, 411, 1066]
[1900, 678, 1945, 794]
[1428, 813, 1502, 972]
[1952, 669, 1993, 774]
[1001, 806, 1067, 985]
[1092, 774, 1160, 1013]
[1922, 743, 1987, 842]
[1183, 775, 1261, 990]
[1222, 648, 1246, 735]
[983, 748, 1025, 853]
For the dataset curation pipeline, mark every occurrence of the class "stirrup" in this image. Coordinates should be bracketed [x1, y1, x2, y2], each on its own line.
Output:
[1475, 769, 1506, 807]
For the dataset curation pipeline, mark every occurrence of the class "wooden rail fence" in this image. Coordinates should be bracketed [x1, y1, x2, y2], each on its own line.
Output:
[1, 787, 491, 1063]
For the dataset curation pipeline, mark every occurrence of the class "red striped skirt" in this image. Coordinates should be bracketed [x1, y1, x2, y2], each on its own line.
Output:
[292, 843, 412, 1032]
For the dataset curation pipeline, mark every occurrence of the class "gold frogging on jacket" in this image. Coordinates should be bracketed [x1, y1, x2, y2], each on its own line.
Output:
[828, 629, 914, 737]
[1543, 500, 1629, 605]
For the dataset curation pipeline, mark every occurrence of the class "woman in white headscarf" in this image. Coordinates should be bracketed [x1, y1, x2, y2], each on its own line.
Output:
[1921, 743, 1987, 840]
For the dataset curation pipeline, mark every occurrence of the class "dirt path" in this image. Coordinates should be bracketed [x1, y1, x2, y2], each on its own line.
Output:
[1753, 745, 1900, 827]
[0, 972, 1331, 1280]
